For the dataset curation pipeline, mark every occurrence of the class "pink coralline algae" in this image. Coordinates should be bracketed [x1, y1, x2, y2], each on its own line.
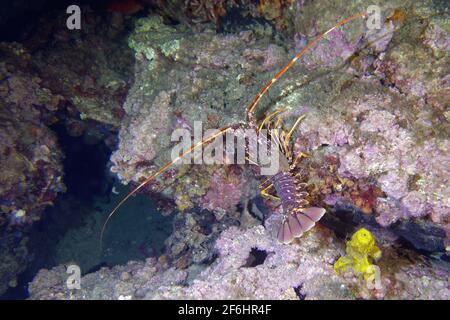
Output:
[202, 170, 245, 213]
[401, 191, 427, 219]
[296, 108, 355, 149]
[423, 22, 450, 57]
[359, 110, 397, 133]
[110, 90, 173, 183]
[365, 20, 395, 53]
[377, 171, 409, 200]
[303, 29, 362, 69]
[292, 84, 449, 227]
[0, 43, 65, 225]
[0, 43, 65, 295]
[261, 44, 287, 71]
[28, 215, 450, 300]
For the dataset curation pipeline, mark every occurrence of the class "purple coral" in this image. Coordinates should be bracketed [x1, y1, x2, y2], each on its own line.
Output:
[202, 170, 244, 213]
[304, 29, 361, 69]
[401, 191, 428, 219]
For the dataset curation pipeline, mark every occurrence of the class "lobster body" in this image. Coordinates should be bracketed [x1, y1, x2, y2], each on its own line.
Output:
[269, 152, 325, 244]
[272, 171, 299, 212]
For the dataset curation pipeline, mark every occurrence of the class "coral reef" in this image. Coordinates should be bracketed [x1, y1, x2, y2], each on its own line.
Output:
[202, 168, 247, 214]
[292, 84, 449, 229]
[109, 13, 287, 202]
[148, 0, 297, 31]
[0, 43, 65, 222]
[0, 5, 135, 296]
[164, 208, 236, 268]
[100, 1, 448, 300]
[26, 5, 134, 127]
[1, 0, 449, 300]
[272, 2, 449, 231]
[0, 43, 65, 295]
[28, 215, 449, 300]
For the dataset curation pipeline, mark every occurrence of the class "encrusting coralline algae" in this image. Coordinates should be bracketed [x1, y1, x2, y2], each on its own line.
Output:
[111, 1, 449, 230]
[0, 0, 448, 299]
[29, 214, 449, 299]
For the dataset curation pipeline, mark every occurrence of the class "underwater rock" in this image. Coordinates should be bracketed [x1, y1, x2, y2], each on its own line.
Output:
[3, 0, 448, 300]
[25, 5, 134, 127]
[164, 193, 268, 269]
[202, 169, 246, 214]
[0, 5, 135, 295]
[149, 0, 297, 32]
[164, 208, 238, 268]
[107, 0, 448, 276]
[108, 13, 288, 201]
[0, 98, 65, 222]
[0, 43, 65, 295]
[0, 233, 29, 296]
[297, 87, 449, 228]
[149, 0, 227, 26]
[372, 9, 449, 100]
[27, 215, 349, 300]
[0, 43, 64, 209]
[29, 258, 188, 300]
[28, 214, 450, 300]
[394, 220, 447, 254]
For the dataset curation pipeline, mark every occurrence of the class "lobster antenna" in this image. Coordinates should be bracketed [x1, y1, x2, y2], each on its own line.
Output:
[246, 12, 368, 124]
[100, 126, 232, 242]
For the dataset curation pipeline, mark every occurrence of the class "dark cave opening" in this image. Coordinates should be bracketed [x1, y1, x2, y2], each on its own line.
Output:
[51, 122, 114, 203]
[0, 0, 179, 300]
[0, 119, 175, 300]
[0, 0, 113, 42]
[243, 247, 268, 268]
[0, 122, 114, 299]
[293, 283, 306, 300]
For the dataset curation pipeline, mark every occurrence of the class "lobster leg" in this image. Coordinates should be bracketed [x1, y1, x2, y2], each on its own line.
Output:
[285, 114, 306, 144]
[274, 115, 283, 130]
[259, 177, 272, 187]
[291, 151, 309, 169]
[260, 182, 280, 201]
[257, 108, 286, 132]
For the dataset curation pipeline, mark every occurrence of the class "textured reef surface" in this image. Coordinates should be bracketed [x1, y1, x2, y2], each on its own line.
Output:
[110, 0, 449, 228]
[0, 42, 65, 295]
[0, 0, 449, 299]
[29, 216, 449, 300]
[0, 6, 134, 296]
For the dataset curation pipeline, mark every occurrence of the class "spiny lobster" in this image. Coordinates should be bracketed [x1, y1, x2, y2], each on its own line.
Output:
[100, 12, 368, 244]
[252, 110, 327, 244]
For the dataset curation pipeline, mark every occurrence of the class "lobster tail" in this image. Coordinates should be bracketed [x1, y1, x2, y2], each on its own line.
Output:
[277, 207, 325, 244]
[301, 207, 326, 222]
